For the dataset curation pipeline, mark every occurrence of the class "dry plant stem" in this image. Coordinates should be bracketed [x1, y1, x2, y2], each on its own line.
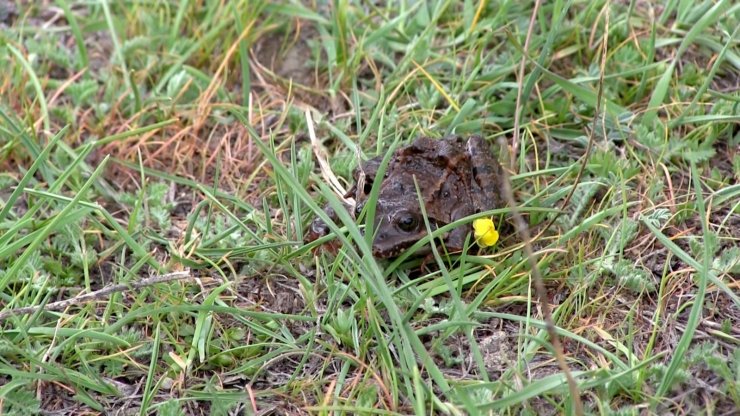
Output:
[504, 0, 612, 412]
[0, 271, 192, 322]
[531, 3, 610, 245]
[306, 110, 350, 200]
[502, 3, 611, 411]
[510, 0, 542, 170]
[498, 136, 583, 415]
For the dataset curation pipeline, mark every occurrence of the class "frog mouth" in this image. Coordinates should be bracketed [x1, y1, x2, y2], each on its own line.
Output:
[371, 231, 429, 258]
[372, 241, 415, 258]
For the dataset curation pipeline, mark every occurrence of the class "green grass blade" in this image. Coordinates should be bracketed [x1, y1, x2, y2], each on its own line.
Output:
[140, 322, 161, 415]
[0, 126, 66, 223]
[5, 44, 50, 132]
[55, 0, 89, 70]
[100, 0, 141, 111]
[669, 25, 740, 128]
[643, 0, 731, 126]
[0, 156, 109, 292]
[642, 219, 739, 307]
[653, 163, 712, 400]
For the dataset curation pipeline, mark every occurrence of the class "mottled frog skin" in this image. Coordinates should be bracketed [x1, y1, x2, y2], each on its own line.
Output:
[306, 135, 504, 258]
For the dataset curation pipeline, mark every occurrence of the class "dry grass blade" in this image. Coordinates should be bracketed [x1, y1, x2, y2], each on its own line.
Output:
[306, 109, 351, 201]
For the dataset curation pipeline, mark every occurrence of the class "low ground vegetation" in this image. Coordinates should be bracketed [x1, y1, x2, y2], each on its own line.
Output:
[0, 1, 738, 414]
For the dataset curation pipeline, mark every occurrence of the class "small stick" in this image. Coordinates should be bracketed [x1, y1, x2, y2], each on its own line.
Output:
[0, 271, 191, 322]
[505, 0, 608, 413]
[497, 138, 583, 415]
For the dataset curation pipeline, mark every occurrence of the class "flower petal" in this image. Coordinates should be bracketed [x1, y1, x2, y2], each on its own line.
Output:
[473, 218, 499, 247]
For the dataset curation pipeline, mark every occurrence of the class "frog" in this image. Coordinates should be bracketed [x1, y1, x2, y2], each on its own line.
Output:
[305, 135, 505, 258]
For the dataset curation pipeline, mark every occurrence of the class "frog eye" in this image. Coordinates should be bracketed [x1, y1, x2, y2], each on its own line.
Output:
[354, 202, 364, 216]
[396, 213, 420, 232]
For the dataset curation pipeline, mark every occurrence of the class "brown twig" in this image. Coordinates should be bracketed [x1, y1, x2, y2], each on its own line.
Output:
[529, 3, 610, 245]
[503, 1, 620, 414]
[498, 135, 584, 414]
[0, 271, 192, 322]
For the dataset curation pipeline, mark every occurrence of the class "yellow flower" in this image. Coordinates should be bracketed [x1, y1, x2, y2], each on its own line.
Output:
[473, 218, 499, 247]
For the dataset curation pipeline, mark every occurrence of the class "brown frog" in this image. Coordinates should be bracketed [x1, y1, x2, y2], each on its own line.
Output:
[306, 135, 504, 258]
